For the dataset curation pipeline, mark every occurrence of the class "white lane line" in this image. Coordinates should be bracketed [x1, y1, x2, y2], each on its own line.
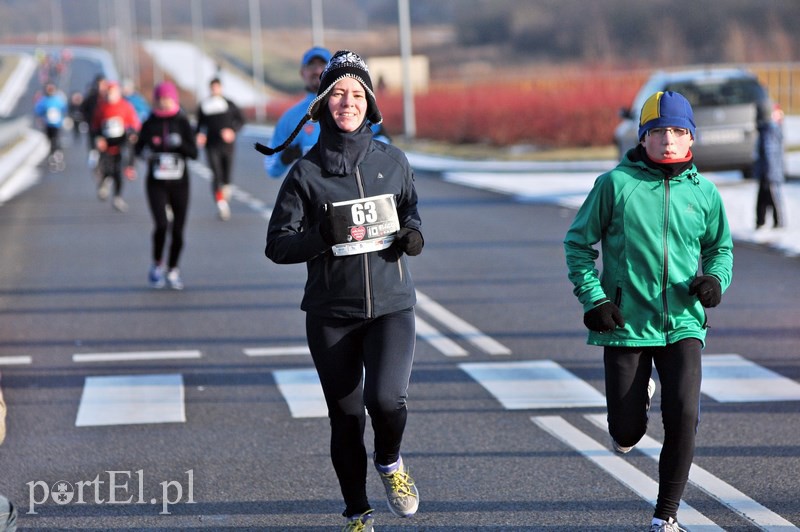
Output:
[415, 316, 468, 357]
[272, 368, 327, 418]
[72, 350, 202, 363]
[415, 290, 511, 355]
[244, 345, 310, 357]
[585, 414, 799, 531]
[0, 355, 32, 365]
[532, 415, 723, 531]
[702, 354, 800, 402]
[460, 360, 606, 409]
[75, 374, 185, 427]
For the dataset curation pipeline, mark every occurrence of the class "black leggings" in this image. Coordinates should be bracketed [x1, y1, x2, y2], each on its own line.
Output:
[604, 338, 702, 521]
[306, 308, 416, 517]
[146, 177, 189, 269]
[205, 144, 234, 195]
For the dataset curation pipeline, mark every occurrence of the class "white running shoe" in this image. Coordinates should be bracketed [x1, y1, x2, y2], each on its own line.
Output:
[166, 268, 184, 290]
[612, 378, 656, 454]
[650, 517, 685, 531]
[216, 199, 230, 221]
[112, 196, 128, 212]
[97, 177, 112, 200]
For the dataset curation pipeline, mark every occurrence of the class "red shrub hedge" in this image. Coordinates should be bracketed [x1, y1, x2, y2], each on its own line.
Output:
[378, 71, 644, 148]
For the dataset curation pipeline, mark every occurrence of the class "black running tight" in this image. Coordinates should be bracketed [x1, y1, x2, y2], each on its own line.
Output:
[146, 177, 189, 270]
[604, 338, 702, 521]
[306, 308, 416, 517]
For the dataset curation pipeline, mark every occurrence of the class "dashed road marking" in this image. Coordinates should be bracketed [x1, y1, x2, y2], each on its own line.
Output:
[72, 350, 202, 363]
[701, 354, 800, 402]
[244, 345, 310, 357]
[75, 373, 186, 427]
[460, 360, 606, 409]
[532, 415, 723, 531]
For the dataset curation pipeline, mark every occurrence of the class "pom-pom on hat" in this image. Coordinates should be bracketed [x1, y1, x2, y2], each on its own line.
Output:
[307, 50, 382, 125]
[638, 91, 696, 141]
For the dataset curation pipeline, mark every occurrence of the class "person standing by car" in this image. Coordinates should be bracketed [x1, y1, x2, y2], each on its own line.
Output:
[195, 77, 244, 220]
[91, 81, 140, 212]
[755, 99, 786, 229]
[135, 81, 198, 290]
[262, 46, 331, 179]
[263, 50, 423, 532]
[564, 91, 733, 532]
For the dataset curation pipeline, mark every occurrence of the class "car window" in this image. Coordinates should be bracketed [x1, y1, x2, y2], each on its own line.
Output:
[664, 79, 763, 107]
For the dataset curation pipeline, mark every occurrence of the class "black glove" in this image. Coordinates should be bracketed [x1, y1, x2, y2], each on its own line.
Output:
[319, 202, 336, 246]
[583, 299, 625, 332]
[279, 144, 303, 165]
[689, 275, 721, 307]
[394, 228, 424, 256]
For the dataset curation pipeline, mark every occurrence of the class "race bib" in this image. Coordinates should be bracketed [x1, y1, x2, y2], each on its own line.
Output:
[46, 107, 63, 124]
[152, 153, 185, 180]
[329, 194, 400, 256]
[102, 117, 125, 139]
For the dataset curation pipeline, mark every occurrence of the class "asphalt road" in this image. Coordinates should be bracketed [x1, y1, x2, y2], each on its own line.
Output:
[0, 52, 798, 532]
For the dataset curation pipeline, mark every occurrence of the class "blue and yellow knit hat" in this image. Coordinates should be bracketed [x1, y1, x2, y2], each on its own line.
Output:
[638, 91, 696, 141]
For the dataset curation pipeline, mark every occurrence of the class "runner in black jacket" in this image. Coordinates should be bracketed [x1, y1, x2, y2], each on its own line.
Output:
[264, 50, 423, 532]
[195, 77, 244, 220]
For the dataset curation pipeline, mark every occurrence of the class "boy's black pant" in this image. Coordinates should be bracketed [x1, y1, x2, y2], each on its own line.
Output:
[604, 338, 702, 521]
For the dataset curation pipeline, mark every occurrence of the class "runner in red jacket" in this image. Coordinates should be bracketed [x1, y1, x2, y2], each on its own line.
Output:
[91, 81, 140, 212]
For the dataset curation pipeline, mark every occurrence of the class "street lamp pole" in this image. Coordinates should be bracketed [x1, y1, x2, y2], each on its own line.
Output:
[150, 0, 163, 85]
[398, 0, 416, 139]
[249, 0, 266, 123]
[311, 0, 324, 46]
[191, 0, 205, 102]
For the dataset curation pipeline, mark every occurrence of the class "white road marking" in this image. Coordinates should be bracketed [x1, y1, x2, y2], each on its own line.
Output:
[75, 374, 185, 427]
[701, 354, 800, 402]
[0, 355, 32, 365]
[415, 290, 512, 355]
[415, 315, 468, 357]
[72, 350, 202, 363]
[460, 360, 606, 409]
[584, 414, 799, 531]
[272, 368, 327, 418]
[244, 345, 310, 357]
[532, 415, 723, 531]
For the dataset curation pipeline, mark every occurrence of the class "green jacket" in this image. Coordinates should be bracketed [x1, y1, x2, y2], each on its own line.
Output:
[564, 152, 733, 347]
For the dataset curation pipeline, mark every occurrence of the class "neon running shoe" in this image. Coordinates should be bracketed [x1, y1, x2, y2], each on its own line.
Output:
[341, 510, 374, 532]
[376, 457, 419, 517]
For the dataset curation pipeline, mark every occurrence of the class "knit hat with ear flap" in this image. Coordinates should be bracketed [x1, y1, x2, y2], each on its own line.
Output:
[254, 50, 382, 156]
[307, 50, 382, 125]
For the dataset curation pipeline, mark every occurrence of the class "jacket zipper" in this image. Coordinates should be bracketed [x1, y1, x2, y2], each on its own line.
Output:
[661, 179, 671, 342]
[355, 167, 373, 318]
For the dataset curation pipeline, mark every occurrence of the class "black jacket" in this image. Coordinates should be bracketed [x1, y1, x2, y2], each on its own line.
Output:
[266, 122, 421, 319]
[134, 111, 198, 180]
